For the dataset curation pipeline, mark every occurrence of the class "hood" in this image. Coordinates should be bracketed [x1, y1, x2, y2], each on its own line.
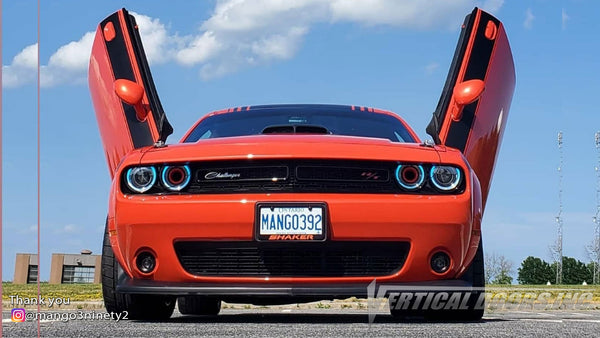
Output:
[137, 134, 445, 164]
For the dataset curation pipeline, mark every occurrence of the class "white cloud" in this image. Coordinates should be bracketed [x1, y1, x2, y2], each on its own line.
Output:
[562, 8, 570, 30]
[3, 12, 174, 88]
[20, 224, 38, 235]
[480, 0, 504, 14]
[12, 43, 38, 68]
[130, 11, 183, 64]
[524, 8, 534, 29]
[329, 0, 476, 28]
[2, 43, 38, 88]
[192, 0, 326, 79]
[175, 32, 222, 66]
[4, 223, 37, 235]
[425, 62, 439, 75]
[47, 32, 95, 71]
[41, 32, 95, 87]
[251, 26, 307, 60]
[53, 224, 79, 234]
[3, 0, 505, 87]
[2, 33, 95, 88]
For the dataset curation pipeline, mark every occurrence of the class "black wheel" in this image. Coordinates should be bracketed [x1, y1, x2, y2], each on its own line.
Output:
[177, 296, 221, 316]
[102, 221, 175, 320]
[425, 239, 485, 321]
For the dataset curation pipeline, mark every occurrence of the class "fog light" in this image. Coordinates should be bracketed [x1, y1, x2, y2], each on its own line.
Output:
[430, 252, 451, 274]
[136, 252, 156, 274]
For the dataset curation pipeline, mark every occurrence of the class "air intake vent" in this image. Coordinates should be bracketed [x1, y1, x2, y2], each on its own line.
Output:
[174, 241, 410, 277]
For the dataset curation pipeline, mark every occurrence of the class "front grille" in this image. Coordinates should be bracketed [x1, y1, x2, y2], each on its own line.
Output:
[174, 241, 410, 277]
[187, 159, 398, 194]
[296, 165, 389, 182]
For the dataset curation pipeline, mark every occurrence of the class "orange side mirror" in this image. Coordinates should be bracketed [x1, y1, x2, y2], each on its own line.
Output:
[115, 79, 143, 105]
[451, 79, 485, 121]
[114, 79, 148, 121]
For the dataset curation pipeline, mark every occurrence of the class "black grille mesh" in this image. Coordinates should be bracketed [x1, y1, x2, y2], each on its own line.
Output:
[174, 241, 409, 277]
[187, 159, 398, 194]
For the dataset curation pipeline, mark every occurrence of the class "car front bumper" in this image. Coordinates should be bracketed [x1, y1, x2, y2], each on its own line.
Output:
[108, 191, 481, 286]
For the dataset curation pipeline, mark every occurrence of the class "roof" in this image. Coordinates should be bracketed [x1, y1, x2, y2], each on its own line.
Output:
[208, 103, 397, 117]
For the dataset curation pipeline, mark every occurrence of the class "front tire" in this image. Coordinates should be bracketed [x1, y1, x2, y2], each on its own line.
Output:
[177, 296, 221, 316]
[102, 221, 175, 320]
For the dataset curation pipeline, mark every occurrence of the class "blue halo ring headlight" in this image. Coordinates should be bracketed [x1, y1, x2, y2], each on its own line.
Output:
[161, 165, 191, 191]
[126, 167, 157, 193]
[395, 164, 425, 190]
[430, 165, 462, 191]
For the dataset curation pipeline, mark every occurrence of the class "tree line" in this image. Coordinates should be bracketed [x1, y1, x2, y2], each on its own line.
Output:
[486, 253, 598, 285]
[517, 256, 596, 285]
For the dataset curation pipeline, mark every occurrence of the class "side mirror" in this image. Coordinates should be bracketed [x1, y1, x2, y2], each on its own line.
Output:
[451, 79, 485, 121]
[115, 79, 143, 105]
[114, 79, 148, 121]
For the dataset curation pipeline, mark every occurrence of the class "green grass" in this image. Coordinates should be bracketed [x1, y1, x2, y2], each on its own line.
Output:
[485, 284, 600, 303]
[2, 282, 102, 302]
[487, 284, 600, 294]
[487, 284, 600, 289]
[315, 302, 331, 309]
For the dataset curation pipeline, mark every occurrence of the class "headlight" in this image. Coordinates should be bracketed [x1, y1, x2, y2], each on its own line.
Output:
[161, 165, 191, 191]
[126, 167, 157, 193]
[395, 164, 425, 190]
[430, 165, 461, 191]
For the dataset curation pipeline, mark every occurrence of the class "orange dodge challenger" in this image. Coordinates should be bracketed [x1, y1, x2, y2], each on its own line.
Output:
[89, 8, 514, 320]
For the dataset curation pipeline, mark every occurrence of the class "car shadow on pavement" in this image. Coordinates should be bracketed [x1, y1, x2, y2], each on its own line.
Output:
[162, 313, 506, 324]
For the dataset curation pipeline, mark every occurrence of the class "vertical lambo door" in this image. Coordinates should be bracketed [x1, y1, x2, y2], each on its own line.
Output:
[90, 9, 179, 320]
[426, 7, 515, 211]
[89, 8, 173, 178]
[424, 9, 514, 320]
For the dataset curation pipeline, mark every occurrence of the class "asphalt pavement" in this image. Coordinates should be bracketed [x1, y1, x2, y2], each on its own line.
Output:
[3, 308, 600, 337]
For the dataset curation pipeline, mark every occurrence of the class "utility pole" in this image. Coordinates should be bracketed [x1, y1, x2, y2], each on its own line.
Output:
[593, 132, 600, 284]
[555, 131, 564, 285]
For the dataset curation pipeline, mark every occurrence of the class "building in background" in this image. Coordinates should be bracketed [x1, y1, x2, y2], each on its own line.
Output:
[49, 250, 101, 284]
[13, 250, 101, 284]
[13, 253, 38, 284]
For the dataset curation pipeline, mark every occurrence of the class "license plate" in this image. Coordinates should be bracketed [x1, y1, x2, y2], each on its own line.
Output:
[255, 203, 327, 241]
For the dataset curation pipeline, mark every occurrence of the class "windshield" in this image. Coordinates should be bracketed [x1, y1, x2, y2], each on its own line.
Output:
[184, 107, 416, 143]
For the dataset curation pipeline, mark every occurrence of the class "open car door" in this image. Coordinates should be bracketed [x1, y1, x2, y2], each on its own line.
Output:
[89, 8, 173, 178]
[426, 7, 515, 210]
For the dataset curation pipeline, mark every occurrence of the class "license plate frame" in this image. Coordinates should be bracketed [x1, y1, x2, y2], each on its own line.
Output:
[255, 202, 328, 241]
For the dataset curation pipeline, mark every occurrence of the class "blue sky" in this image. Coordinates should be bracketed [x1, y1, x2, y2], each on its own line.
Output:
[2, 0, 600, 282]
